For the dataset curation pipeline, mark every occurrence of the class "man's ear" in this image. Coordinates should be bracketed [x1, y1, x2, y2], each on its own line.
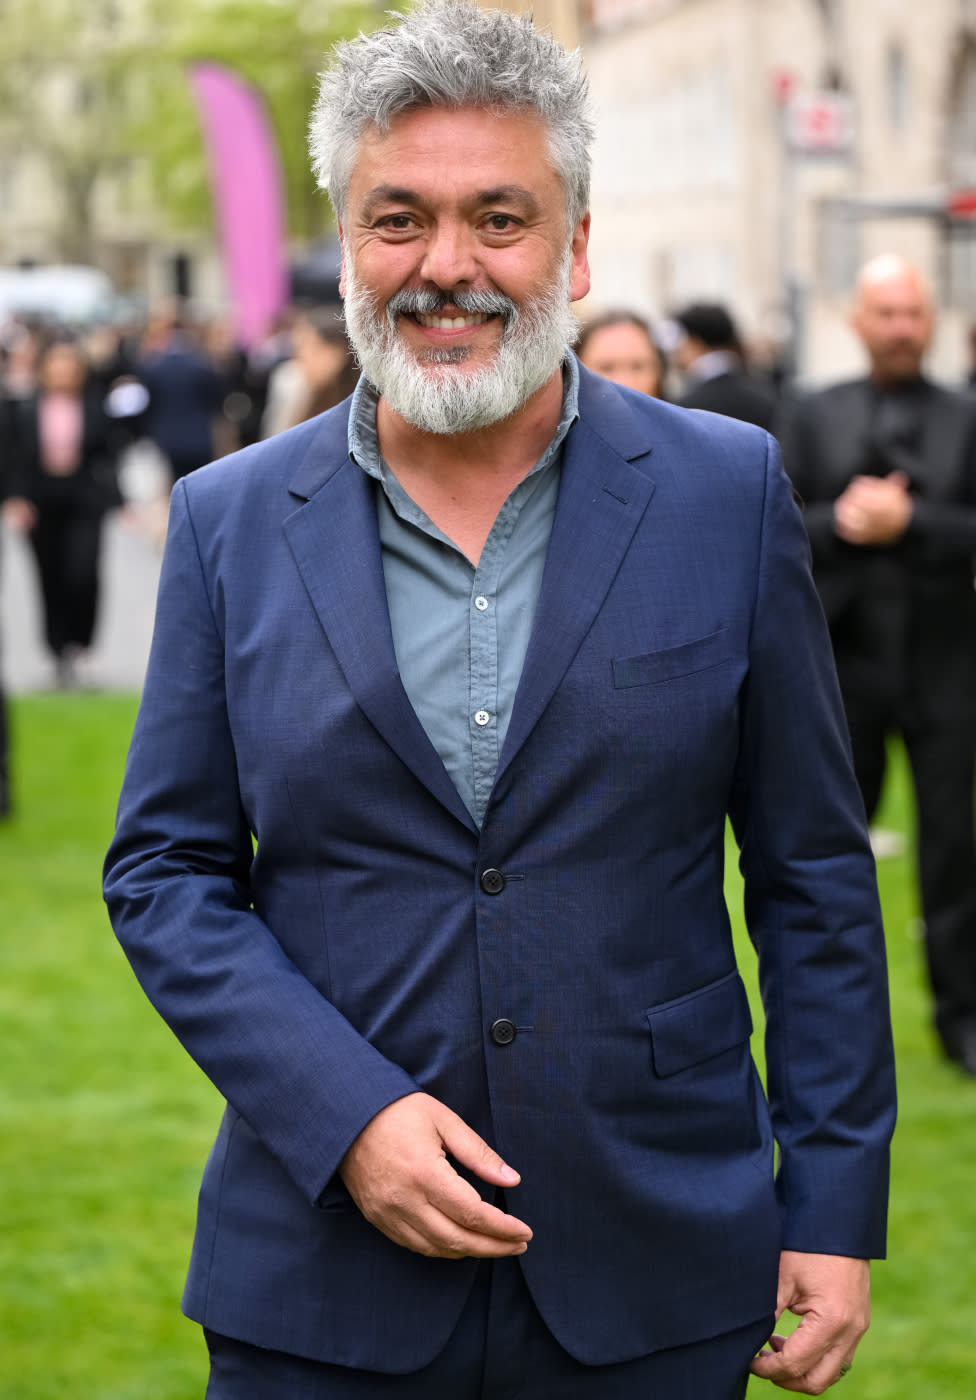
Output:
[569, 213, 591, 305]
[338, 225, 347, 297]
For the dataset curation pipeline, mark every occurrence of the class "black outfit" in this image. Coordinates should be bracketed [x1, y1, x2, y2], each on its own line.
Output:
[678, 369, 777, 430]
[7, 393, 121, 665]
[780, 375, 976, 1069]
[138, 336, 224, 482]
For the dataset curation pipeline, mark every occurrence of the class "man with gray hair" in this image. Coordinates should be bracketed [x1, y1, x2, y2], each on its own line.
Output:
[104, 4, 895, 1396]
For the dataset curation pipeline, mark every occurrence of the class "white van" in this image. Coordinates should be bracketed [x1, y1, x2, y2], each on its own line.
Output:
[0, 264, 115, 324]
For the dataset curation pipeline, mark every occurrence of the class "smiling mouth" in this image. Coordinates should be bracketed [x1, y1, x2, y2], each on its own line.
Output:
[413, 312, 494, 330]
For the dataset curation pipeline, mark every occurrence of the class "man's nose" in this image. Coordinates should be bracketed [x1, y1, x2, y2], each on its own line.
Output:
[419, 221, 479, 290]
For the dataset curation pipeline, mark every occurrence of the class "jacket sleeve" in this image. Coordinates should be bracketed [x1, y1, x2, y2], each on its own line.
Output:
[103, 480, 419, 1205]
[728, 435, 896, 1259]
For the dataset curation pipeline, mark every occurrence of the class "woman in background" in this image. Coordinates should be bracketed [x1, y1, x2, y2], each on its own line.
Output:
[262, 306, 359, 437]
[2, 338, 120, 688]
[577, 310, 667, 399]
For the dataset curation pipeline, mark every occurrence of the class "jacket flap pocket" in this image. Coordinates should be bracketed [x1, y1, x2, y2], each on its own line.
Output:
[612, 629, 730, 689]
[646, 970, 753, 1078]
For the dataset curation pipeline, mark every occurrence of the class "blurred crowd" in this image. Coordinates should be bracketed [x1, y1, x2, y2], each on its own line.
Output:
[0, 289, 788, 825]
[0, 292, 786, 677]
[0, 298, 361, 682]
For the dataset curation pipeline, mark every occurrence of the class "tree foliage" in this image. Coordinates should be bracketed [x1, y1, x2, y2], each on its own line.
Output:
[135, 0, 379, 241]
[0, 0, 380, 257]
[0, 0, 139, 261]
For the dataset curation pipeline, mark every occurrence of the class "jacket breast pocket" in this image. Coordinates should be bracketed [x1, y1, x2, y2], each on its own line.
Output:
[646, 970, 753, 1078]
[612, 629, 731, 689]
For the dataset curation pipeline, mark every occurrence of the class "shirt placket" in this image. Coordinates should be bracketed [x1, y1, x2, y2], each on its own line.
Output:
[468, 494, 523, 822]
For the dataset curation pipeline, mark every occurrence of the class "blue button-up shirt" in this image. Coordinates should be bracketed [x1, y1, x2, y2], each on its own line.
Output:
[348, 359, 579, 826]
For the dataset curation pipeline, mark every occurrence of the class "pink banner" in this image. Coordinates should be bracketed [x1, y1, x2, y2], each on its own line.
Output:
[190, 63, 289, 347]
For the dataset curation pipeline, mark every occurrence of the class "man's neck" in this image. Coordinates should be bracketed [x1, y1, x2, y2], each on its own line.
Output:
[373, 366, 566, 566]
[869, 367, 926, 391]
[375, 367, 565, 486]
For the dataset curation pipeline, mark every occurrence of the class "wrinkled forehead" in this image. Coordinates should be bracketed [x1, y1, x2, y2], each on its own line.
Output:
[346, 103, 572, 216]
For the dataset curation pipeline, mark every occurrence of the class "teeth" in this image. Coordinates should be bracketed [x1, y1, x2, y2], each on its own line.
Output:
[415, 313, 490, 329]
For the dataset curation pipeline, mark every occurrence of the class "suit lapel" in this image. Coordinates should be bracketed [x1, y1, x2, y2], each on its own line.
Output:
[496, 372, 657, 784]
[283, 418, 477, 833]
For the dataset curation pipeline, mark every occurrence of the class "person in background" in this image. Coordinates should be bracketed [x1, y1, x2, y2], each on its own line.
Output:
[262, 305, 359, 436]
[965, 322, 976, 390]
[287, 306, 360, 428]
[779, 253, 976, 1078]
[104, 4, 895, 1396]
[2, 338, 122, 689]
[671, 302, 777, 430]
[576, 309, 666, 398]
[137, 303, 224, 486]
[1, 319, 43, 406]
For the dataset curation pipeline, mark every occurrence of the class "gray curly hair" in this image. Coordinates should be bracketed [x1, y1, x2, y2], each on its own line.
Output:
[309, 1, 593, 227]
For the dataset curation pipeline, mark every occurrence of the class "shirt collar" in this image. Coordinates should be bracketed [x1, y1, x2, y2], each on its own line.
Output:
[685, 349, 740, 384]
[348, 355, 580, 486]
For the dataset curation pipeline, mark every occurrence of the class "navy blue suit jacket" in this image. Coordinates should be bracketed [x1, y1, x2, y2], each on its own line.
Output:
[104, 364, 895, 1371]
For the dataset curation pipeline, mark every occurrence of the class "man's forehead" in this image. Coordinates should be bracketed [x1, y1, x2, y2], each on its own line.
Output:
[863, 282, 931, 313]
[350, 105, 553, 174]
[357, 181, 544, 219]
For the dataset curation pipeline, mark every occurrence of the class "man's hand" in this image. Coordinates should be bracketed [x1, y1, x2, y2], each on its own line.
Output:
[750, 1252, 870, 1393]
[338, 1092, 533, 1259]
[833, 471, 912, 545]
[1, 497, 37, 533]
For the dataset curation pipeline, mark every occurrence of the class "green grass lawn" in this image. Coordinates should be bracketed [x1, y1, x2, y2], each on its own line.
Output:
[1, 694, 974, 1397]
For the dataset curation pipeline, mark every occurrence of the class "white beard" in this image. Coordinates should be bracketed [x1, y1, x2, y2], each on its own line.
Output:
[342, 252, 578, 435]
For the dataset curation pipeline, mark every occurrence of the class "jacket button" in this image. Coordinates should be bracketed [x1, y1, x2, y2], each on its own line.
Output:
[480, 868, 506, 895]
[490, 1018, 517, 1046]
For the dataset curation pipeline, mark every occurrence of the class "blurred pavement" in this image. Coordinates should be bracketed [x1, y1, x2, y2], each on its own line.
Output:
[1, 509, 164, 695]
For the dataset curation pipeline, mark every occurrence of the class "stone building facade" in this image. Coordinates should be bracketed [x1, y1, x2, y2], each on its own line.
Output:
[6, 0, 976, 381]
[576, 0, 976, 382]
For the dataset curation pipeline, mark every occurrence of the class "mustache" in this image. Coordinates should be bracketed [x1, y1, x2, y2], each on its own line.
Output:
[385, 286, 518, 323]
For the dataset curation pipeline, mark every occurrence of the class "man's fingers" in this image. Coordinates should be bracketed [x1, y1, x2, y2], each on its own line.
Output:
[338, 1093, 532, 1258]
[434, 1103, 522, 1188]
[752, 1252, 869, 1392]
[377, 1163, 530, 1258]
[750, 1324, 857, 1393]
[389, 1206, 529, 1259]
[427, 1155, 532, 1241]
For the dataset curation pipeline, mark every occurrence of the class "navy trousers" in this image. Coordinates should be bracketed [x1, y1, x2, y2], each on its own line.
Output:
[205, 1257, 773, 1399]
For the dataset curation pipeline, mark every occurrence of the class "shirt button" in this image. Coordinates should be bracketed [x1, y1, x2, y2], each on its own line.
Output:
[474, 710, 491, 727]
[474, 595, 489, 611]
[490, 1018, 517, 1047]
[480, 868, 506, 895]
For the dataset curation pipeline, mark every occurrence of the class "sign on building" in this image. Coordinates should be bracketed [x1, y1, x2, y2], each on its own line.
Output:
[786, 92, 855, 155]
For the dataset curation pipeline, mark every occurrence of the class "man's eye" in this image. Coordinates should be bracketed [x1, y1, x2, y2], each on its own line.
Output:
[485, 215, 517, 231]
[380, 215, 413, 230]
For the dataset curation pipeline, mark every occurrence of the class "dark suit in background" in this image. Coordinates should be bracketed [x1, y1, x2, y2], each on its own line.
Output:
[678, 359, 777, 430]
[780, 374, 976, 1066]
[671, 303, 778, 431]
[138, 330, 224, 484]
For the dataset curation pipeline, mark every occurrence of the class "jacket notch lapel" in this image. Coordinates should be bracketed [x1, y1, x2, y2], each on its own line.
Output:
[283, 445, 477, 833]
[495, 400, 656, 786]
